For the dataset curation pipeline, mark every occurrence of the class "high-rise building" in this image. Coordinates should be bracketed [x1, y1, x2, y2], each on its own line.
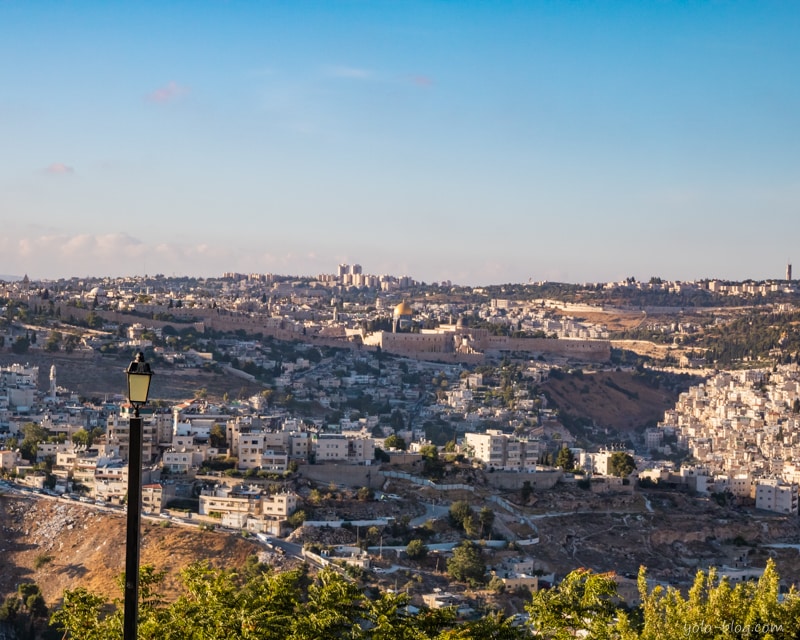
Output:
[350, 264, 362, 275]
[787, 262, 792, 282]
[337, 264, 349, 278]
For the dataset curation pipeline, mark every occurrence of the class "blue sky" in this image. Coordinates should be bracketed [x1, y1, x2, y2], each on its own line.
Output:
[1, 1, 799, 285]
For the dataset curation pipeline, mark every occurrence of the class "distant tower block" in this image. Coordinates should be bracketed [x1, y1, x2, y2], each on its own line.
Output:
[788, 263, 793, 281]
[337, 264, 349, 278]
[350, 264, 362, 275]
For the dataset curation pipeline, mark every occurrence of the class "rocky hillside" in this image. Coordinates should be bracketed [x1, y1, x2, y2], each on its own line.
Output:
[0, 492, 291, 607]
[527, 485, 800, 585]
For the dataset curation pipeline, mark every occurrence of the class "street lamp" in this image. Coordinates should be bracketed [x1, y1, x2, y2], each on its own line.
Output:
[124, 352, 153, 640]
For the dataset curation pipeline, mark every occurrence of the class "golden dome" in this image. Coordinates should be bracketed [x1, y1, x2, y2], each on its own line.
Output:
[394, 300, 413, 316]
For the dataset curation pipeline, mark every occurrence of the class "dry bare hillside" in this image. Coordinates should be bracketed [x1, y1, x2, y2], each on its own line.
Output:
[542, 370, 680, 432]
[0, 493, 288, 606]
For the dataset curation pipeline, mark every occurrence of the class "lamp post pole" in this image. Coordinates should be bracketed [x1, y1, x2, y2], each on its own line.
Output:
[123, 405, 143, 640]
[123, 352, 152, 640]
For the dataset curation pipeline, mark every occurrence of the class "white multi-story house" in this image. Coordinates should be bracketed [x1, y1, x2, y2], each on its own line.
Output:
[0, 449, 20, 471]
[262, 492, 298, 519]
[755, 478, 798, 514]
[312, 433, 374, 463]
[199, 484, 300, 534]
[464, 430, 540, 471]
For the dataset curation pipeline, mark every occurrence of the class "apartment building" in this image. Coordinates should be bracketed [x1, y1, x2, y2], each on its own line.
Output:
[755, 478, 799, 514]
[142, 483, 176, 514]
[464, 430, 540, 471]
[107, 407, 163, 463]
[312, 433, 374, 463]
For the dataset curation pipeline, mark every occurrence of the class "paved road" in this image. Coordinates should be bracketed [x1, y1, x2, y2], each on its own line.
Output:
[409, 502, 449, 527]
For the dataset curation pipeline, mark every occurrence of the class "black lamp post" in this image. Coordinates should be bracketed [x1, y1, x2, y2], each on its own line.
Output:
[124, 352, 153, 640]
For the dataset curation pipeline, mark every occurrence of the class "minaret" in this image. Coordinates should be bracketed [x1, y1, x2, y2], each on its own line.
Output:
[49, 364, 57, 401]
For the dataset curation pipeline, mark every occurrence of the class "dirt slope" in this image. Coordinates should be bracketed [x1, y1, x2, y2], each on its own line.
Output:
[542, 370, 679, 432]
[0, 493, 276, 606]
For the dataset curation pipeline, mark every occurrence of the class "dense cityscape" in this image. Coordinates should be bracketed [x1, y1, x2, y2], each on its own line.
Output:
[3, 267, 800, 637]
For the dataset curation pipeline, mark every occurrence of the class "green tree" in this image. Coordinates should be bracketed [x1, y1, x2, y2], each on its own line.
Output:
[72, 428, 91, 448]
[521, 480, 533, 503]
[45, 330, 62, 352]
[419, 444, 439, 460]
[478, 507, 495, 538]
[449, 500, 472, 528]
[609, 452, 636, 478]
[384, 434, 407, 450]
[420, 443, 444, 479]
[462, 513, 481, 537]
[526, 568, 632, 639]
[362, 590, 430, 640]
[90, 427, 105, 444]
[161, 561, 300, 640]
[366, 526, 381, 545]
[290, 567, 365, 639]
[286, 509, 306, 528]
[50, 587, 111, 640]
[405, 539, 429, 561]
[20, 422, 49, 462]
[637, 558, 800, 640]
[446, 541, 486, 587]
[556, 446, 575, 471]
[0, 595, 20, 623]
[209, 424, 226, 448]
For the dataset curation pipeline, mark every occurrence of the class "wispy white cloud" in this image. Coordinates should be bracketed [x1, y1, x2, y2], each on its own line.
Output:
[17, 232, 145, 259]
[146, 81, 189, 104]
[5, 232, 339, 280]
[44, 162, 74, 175]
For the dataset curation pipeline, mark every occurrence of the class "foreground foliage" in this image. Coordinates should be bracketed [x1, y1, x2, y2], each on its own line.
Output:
[47, 558, 800, 639]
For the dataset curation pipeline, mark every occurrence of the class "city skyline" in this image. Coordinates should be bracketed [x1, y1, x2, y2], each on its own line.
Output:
[2, 1, 799, 285]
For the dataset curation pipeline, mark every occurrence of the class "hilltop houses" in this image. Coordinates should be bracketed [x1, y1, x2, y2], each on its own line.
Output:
[655, 366, 800, 514]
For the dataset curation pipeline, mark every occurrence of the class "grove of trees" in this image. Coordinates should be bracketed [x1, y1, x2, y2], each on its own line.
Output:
[34, 557, 800, 639]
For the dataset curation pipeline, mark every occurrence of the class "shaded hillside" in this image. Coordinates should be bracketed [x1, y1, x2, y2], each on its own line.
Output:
[0, 352, 264, 403]
[541, 369, 690, 433]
